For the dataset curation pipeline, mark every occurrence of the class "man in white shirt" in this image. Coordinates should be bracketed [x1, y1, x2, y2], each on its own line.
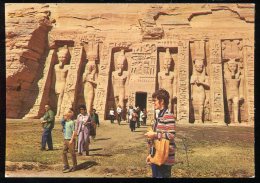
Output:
[109, 108, 115, 123]
[116, 105, 122, 125]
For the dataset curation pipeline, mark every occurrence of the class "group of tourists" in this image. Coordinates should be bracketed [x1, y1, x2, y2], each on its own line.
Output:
[40, 104, 100, 173]
[108, 105, 147, 132]
[127, 106, 147, 132]
[40, 88, 176, 177]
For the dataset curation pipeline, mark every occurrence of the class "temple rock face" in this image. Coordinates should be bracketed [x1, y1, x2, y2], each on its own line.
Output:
[6, 4, 254, 124]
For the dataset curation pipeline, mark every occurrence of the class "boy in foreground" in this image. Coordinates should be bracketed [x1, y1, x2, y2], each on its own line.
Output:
[62, 111, 77, 173]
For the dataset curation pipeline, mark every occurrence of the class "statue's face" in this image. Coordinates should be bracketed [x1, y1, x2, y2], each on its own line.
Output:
[227, 61, 238, 74]
[194, 59, 204, 73]
[58, 52, 67, 64]
[117, 61, 124, 71]
[163, 59, 171, 71]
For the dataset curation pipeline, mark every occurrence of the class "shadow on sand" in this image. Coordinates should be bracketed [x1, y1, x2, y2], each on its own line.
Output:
[89, 148, 103, 151]
[94, 138, 111, 141]
[90, 153, 112, 157]
[76, 161, 98, 170]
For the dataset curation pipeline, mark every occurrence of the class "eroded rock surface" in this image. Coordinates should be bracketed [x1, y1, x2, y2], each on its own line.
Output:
[6, 4, 254, 125]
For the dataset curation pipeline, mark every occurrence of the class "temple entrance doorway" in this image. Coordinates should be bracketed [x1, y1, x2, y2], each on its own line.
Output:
[135, 92, 147, 111]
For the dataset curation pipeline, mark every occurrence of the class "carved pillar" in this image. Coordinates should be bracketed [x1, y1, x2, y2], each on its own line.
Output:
[94, 43, 111, 119]
[243, 38, 254, 124]
[209, 40, 225, 123]
[177, 41, 190, 123]
[59, 47, 84, 117]
[23, 50, 56, 118]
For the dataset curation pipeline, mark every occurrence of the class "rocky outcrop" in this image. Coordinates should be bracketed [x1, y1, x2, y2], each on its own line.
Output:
[6, 4, 55, 118]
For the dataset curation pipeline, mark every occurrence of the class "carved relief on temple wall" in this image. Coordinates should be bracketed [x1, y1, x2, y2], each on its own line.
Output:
[177, 41, 190, 122]
[5, 4, 254, 125]
[189, 40, 210, 123]
[222, 39, 247, 124]
[157, 47, 178, 115]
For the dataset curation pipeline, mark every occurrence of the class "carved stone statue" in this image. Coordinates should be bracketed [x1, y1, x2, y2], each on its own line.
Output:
[112, 50, 128, 109]
[224, 58, 244, 123]
[190, 58, 209, 123]
[52, 46, 70, 116]
[158, 48, 177, 113]
[83, 52, 97, 115]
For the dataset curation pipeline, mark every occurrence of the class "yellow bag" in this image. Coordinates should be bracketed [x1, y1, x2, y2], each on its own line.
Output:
[150, 138, 170, 166]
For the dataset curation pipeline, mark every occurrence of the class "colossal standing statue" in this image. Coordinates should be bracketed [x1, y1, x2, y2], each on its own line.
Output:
[112, 50, 128, 109]
[83, 50, 98, 115]
[52, 46, 70, 116]
[224, 58, 244, 123]
[190, 58, 209, 123]
[158, 48, 177, 114]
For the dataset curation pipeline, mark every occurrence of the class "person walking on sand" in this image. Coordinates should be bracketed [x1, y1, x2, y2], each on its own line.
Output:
[62, 111, 77, 173]
[76, 105, 91, 156]
[92, 108, 100, 127]
[40, 104, 55, 151]
[109, 107, 115, 123]
[145, 89, 176, 178]
[116, 105, 122, 125]
[130, 109, 138, 132]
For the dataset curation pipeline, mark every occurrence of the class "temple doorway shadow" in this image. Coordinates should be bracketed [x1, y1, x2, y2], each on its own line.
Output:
[135, 92, 147, 111]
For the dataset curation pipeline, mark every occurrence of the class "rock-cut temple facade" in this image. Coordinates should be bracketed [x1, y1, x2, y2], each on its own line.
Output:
[6, 4, 255, 124]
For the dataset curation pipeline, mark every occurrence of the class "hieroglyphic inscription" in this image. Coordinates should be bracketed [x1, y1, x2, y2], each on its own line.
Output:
[59, 47, 83, 116]
[131, 43, 157, 76]
[177, 41, 189, 122]
[24, 50, 55, 118]
[243, 38, 254, 123]
[95, 43, 118, 118]
[209, 40, 225, 122]
[94, 89, 105, 111]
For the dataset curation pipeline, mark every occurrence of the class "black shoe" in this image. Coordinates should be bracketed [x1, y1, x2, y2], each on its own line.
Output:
[40, 148, 46, 151]
[62, 166, 70, 173]
[69, 166, 77, 172]
[47, 148, 53, 151]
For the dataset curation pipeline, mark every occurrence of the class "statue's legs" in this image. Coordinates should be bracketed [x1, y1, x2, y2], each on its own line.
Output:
[233, 97, 239, 123]
[57, 93, 63, 116]
[198, 104, 204, 123]
[86, 89, 94, 115]
[226, 99, 233, 123]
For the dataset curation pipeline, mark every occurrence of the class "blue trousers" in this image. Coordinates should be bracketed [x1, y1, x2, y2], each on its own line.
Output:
[151, 163, 172, 178]
[41, 128, 53, 149]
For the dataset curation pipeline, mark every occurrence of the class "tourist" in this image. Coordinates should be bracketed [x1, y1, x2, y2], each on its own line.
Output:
[76, 104, 91, 156]
[130, 109, 138, 132]
[142, 108, 147, 125]
[40, 104, 55, 151]
[136, 106, 140, 128]
[61, 108, 74, 133]
[139, 109, 144, 126]
[116, 105, 122, 125]
[127, 105, 134, 123]
[89, 110, 96, 140]
[109, 107, 115, 123]
[92, 108, 100, 127]
[145, 89, 176, 178]
[62, 111, 77, 173]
